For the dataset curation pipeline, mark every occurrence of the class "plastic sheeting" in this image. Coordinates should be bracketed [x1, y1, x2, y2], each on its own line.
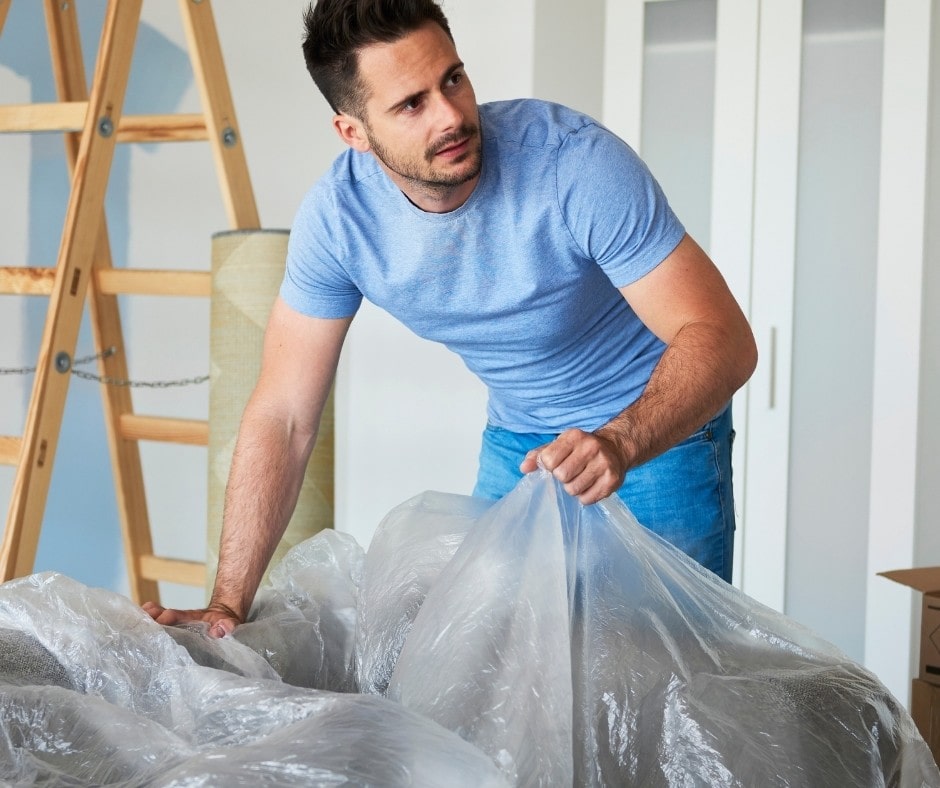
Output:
[1, 470, 938, 786]
[0, 570, 505, 786]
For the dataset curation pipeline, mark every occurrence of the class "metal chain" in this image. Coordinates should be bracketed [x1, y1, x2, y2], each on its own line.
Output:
[71, 368, 209, 388]
[0, 346, 208, 388]
[0, 364, 37, 377]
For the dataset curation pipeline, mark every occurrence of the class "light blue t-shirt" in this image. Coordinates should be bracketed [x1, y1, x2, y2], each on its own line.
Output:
[281, 99, 685, 433]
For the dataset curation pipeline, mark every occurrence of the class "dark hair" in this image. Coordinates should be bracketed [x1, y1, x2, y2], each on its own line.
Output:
[302, 0, 454, 117]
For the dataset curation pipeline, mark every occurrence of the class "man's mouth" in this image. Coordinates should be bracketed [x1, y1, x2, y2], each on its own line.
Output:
[435, 138, 469, 157]
[429, 127, 477, 160]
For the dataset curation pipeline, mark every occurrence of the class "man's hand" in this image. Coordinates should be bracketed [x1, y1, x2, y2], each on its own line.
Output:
[141, 601, 242, 639]
[520, 428, 628, 505]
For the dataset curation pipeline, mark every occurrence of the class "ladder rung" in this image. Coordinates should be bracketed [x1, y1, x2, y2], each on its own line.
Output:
[0, 267, 55, 295]
[96, 269, 211, 297]
[119, 415, 208, 446]
[0, 101, 87, 133]
[115, 114, 208, 143]
[0, 437, 21, 466]
[121, 413, 209, 446]
[138, 554, 206, 587]
[0, 104, 207, 142]
[0, 268, 211, 297]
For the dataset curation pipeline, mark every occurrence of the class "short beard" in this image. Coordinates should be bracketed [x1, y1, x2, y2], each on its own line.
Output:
[366, 122, 482, 194]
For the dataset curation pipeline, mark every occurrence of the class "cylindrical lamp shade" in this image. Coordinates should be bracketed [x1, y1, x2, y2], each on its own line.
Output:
[208, 229, 333, 597]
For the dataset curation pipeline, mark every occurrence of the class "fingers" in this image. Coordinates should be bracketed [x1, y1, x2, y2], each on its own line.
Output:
[152, 606, 188, 626]
[139, 601, 238, 639]
[571, 474, 618, 506]
[520, 434, 597, 477]
[209, 618, 237, 639]
[519, 442, 552, 473]
[530, 429, 625, 504]
[141, 601, 186, 626]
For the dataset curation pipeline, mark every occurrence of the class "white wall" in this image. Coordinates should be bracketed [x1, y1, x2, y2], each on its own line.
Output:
[533, 0, 604, 118]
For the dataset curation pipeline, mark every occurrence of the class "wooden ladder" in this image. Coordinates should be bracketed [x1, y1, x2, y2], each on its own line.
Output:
[0, 0, 259, 602]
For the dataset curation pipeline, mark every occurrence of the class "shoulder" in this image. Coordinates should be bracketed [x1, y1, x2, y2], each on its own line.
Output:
[317, 147, 385, 197]
[480, 98, 600, 150]
[294, 147, 388, 224]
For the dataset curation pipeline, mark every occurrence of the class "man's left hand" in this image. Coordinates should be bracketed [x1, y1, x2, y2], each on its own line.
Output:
[519, 428, 627, 505]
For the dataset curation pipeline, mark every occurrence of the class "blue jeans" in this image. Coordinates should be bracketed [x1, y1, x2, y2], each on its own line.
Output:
[472, 406, 736, 582]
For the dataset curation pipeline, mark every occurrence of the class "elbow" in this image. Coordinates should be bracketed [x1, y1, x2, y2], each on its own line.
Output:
[736, 325, 759, 391]
[715, 315, 758, 396]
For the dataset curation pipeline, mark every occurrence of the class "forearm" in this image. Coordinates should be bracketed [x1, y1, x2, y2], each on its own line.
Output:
[208, 405, 317, 621]
[523, 235, 755, 505]
[139, 304, 349, 632]
[597, 318, 756, 470]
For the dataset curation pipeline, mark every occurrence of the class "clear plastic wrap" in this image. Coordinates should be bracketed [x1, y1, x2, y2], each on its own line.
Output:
[1, 469, 938, 786]
[0, 574, 507, 786]
[234, 528, 363, 691]
[381, 471, 940, 786]
[356, 490, 491, 695]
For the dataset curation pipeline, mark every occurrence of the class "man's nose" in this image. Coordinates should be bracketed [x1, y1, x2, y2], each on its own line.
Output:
[433, 94, 463, 130]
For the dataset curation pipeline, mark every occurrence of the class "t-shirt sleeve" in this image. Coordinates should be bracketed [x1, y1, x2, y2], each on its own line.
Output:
[555, 122, 685, 287]
[279, 182, 363, 319]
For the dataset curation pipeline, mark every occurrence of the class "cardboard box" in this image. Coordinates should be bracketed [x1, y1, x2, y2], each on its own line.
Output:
[879, 567, 940, 686]
[912, 679, 940, 767]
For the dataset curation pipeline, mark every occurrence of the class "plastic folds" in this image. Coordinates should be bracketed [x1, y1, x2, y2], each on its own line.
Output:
[378, 471, 940, 786]
[0, 532, 506, 787]
[1, 470, 938, 786]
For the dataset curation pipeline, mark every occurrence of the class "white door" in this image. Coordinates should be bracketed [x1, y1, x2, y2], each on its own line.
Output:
[602, 0, 802, 612]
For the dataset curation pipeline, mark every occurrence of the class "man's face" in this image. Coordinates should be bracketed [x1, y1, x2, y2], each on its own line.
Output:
[345, 22, 482, 209]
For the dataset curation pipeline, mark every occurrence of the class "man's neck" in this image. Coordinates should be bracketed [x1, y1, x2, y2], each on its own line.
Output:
[381, 165, 480, 214]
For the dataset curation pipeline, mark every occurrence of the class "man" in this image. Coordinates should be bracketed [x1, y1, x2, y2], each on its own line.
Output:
[144, 0, 756, 637]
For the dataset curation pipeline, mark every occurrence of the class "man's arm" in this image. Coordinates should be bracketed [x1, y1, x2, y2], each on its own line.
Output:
[520, 233, 757, 504]
[142, 298, 353, 636]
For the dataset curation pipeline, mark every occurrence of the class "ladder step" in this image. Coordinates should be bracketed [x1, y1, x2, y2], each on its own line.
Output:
[0, 104, 207, 142]
[119, 415, 208, 446]
[0, 101, 87, 133]
[0, 267, 55, 296]
[0, 437, 21, 466]
[0, 268, 211, 297]
[96, 269, 211, 297]
[115, 114, 208, 143]
[138, 554, 206, 587]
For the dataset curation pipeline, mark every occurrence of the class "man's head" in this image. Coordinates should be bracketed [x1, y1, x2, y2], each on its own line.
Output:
[302, 0, 454, 119]
[303, 0, 482, 213]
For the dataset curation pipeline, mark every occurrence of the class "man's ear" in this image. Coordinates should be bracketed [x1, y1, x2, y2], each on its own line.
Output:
[333, 113, 370, 153]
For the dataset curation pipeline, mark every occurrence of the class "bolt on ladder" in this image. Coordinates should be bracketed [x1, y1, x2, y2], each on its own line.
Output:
[0, 0, 259, 602]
